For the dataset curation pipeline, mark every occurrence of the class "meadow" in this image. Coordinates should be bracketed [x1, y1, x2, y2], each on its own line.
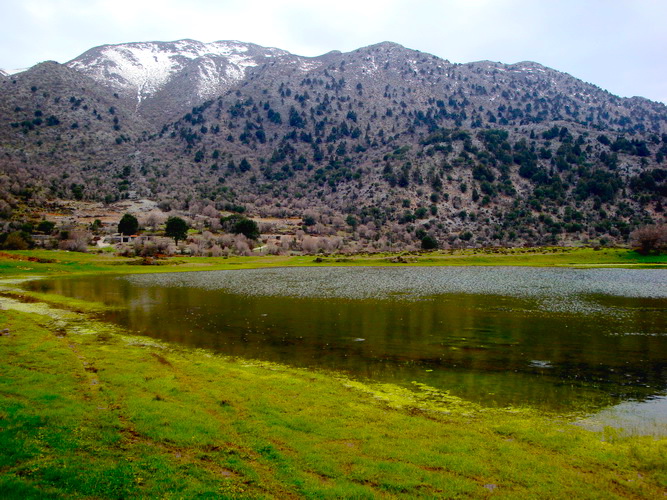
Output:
[1, 248, 666, 498]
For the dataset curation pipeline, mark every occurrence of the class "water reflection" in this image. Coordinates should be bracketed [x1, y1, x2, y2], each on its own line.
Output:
[27, 267, 667, 412]
[576, 396, 667, 437]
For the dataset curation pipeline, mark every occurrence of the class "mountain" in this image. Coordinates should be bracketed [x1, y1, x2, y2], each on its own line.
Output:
[0, 60, 154, 201]
[1, 40, 666, 248]
[66, 40, 291, 120]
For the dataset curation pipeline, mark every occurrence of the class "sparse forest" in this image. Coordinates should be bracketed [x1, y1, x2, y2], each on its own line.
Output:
[0, 41, 666, 252]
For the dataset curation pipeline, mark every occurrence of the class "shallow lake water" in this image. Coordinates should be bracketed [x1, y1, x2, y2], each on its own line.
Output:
[28, 266, 667, 429]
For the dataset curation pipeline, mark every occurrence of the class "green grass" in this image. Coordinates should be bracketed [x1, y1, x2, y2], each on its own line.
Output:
[0, 247, 664, 281]
[1, 296, 666, 498]
[0, 248, 666, 497]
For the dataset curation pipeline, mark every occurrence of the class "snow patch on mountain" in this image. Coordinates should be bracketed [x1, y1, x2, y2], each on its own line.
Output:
[67, 40, 286, 104]
[223, 52, 258, 81]
[0, 68, 28, 76]
[298, 60, 322, 72]
[196, 58, 222, 99]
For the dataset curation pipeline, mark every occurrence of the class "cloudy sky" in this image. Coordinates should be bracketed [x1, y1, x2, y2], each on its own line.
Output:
[1, 0, 665, 103]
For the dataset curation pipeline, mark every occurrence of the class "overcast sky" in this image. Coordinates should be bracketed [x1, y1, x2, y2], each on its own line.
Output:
[1, 0, 665, 103]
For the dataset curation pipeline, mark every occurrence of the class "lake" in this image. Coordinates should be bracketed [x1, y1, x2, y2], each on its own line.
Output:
[27, 266, 667, 426]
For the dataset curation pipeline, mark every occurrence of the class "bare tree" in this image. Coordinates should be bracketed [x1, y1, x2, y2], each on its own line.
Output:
[188, 201, 204, 216]
[220, 234, 235, 248]
[234, 234, 252, 255]
[202, 205, 219, 218]
[59, 230, 90, 252]
[142, 212, 166, 232]
[301, 236, 320, 254]
[259, 222, 275, 233]
[630, 224, 666, 254]
[209, 218, 222, 231]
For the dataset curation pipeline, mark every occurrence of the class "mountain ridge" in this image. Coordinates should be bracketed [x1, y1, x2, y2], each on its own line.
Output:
[0, 39, 665, 249]
[3, 40, 665, 106]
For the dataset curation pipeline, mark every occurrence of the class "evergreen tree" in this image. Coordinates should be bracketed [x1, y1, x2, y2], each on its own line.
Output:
[118, 214, 139, 235]
[165, 217, 188, 244]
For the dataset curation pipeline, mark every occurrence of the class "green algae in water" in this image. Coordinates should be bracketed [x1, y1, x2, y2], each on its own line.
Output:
[26, 266, 667, 415]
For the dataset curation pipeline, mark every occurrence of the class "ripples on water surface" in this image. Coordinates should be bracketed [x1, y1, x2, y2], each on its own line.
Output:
[28, 266, 667, 429]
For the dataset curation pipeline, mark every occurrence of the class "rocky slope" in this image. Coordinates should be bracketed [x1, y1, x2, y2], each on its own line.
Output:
[1, 40, 665, 247]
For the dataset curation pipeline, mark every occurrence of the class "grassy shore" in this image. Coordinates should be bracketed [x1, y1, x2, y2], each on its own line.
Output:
[0, 246, 665, 280]
[1, 248, 666, 498]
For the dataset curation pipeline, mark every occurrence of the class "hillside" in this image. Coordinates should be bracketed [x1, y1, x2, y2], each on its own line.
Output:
[1, 40, 666, 248]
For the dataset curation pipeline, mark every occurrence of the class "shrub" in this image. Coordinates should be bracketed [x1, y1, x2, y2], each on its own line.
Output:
[630, 224, 666, 255]
[221, 215, 259, 240]
[37, 220, 56, 234]
[421, 234, 438, 250]
[233, 218, 260, 240]
[2, 231, 30, 250]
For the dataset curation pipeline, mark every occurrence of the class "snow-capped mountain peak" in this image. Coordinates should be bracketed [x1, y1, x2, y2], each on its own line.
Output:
[66, 40, 289, 111]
